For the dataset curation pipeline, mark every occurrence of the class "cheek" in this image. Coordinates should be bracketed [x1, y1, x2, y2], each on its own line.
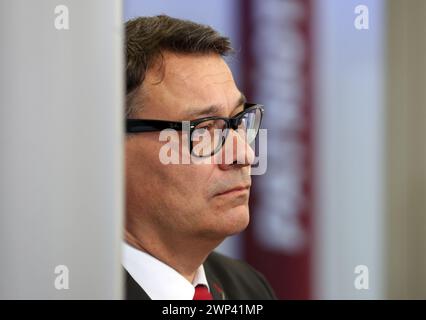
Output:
[126, 141, 154, 182]
[126, 139, 165, 201]
[162, 165, 212, 200]
[153, 164, 217, 218]
[127, 138, 216, 208]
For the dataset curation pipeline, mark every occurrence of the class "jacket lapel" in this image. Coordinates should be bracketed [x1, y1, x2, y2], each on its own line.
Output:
[206, 271, 226, 300]
[124, 269, 151, 300]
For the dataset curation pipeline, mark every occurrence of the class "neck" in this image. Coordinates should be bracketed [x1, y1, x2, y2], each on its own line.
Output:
[124, 228, 222, 283]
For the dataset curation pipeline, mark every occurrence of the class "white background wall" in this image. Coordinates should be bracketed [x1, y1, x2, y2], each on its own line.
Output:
[0, 0, 124, 299]
[313, 0, 386, 299]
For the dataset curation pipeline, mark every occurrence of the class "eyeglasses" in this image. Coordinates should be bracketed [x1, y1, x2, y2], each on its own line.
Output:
[126, 103, 264, 157]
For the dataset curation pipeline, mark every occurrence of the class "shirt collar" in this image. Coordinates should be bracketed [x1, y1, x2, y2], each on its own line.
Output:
[122, 242, 210, 300]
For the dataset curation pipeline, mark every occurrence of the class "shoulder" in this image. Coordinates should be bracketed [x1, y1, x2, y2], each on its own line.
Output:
[205, 251, 256, 274]
[204, 251, 277, 300]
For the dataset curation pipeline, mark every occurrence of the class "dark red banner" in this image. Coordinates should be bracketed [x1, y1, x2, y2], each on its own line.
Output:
[242, 0, 313, 299]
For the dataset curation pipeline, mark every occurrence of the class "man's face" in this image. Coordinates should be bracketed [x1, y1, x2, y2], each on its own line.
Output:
[126, 52, 254, 243]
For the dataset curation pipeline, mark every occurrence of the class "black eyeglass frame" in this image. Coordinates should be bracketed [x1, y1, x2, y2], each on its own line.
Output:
[126, 103, 264, 157]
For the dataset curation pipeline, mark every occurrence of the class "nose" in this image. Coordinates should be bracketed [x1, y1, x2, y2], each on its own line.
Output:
[217, 128, 255, 170]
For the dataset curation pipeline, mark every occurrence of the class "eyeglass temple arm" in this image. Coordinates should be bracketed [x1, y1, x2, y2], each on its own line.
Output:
[126, 119, 184, 133]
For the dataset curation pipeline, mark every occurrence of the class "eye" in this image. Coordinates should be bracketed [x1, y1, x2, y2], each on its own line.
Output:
[194, 119, 226, 132]
[197, 123, 213, 131]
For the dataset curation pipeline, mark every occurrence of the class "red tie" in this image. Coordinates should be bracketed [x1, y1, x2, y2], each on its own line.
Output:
[193, 285, 213, 300]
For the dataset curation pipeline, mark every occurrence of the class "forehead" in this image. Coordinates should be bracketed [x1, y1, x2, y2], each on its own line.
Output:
[138, 52, 241, 119]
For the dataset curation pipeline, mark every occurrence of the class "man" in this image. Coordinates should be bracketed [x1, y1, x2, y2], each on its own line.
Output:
[123, 15, 275, 300]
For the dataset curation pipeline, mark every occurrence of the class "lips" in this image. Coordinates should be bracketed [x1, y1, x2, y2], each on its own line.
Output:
[215, 185, 251, 196]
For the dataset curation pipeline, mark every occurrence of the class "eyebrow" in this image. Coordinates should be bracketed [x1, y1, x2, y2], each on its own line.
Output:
[185, 93, 247, 119]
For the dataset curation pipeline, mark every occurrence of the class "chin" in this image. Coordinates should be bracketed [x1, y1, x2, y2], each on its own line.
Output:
[200, 200, 251, 239]
[219, 205, 250, 236]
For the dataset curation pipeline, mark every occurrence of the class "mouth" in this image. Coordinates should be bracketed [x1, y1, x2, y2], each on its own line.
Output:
[215, 185, 251, 197]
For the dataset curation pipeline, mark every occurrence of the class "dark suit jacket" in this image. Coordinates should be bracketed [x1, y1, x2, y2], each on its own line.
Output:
[125, 251, 276, 300]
